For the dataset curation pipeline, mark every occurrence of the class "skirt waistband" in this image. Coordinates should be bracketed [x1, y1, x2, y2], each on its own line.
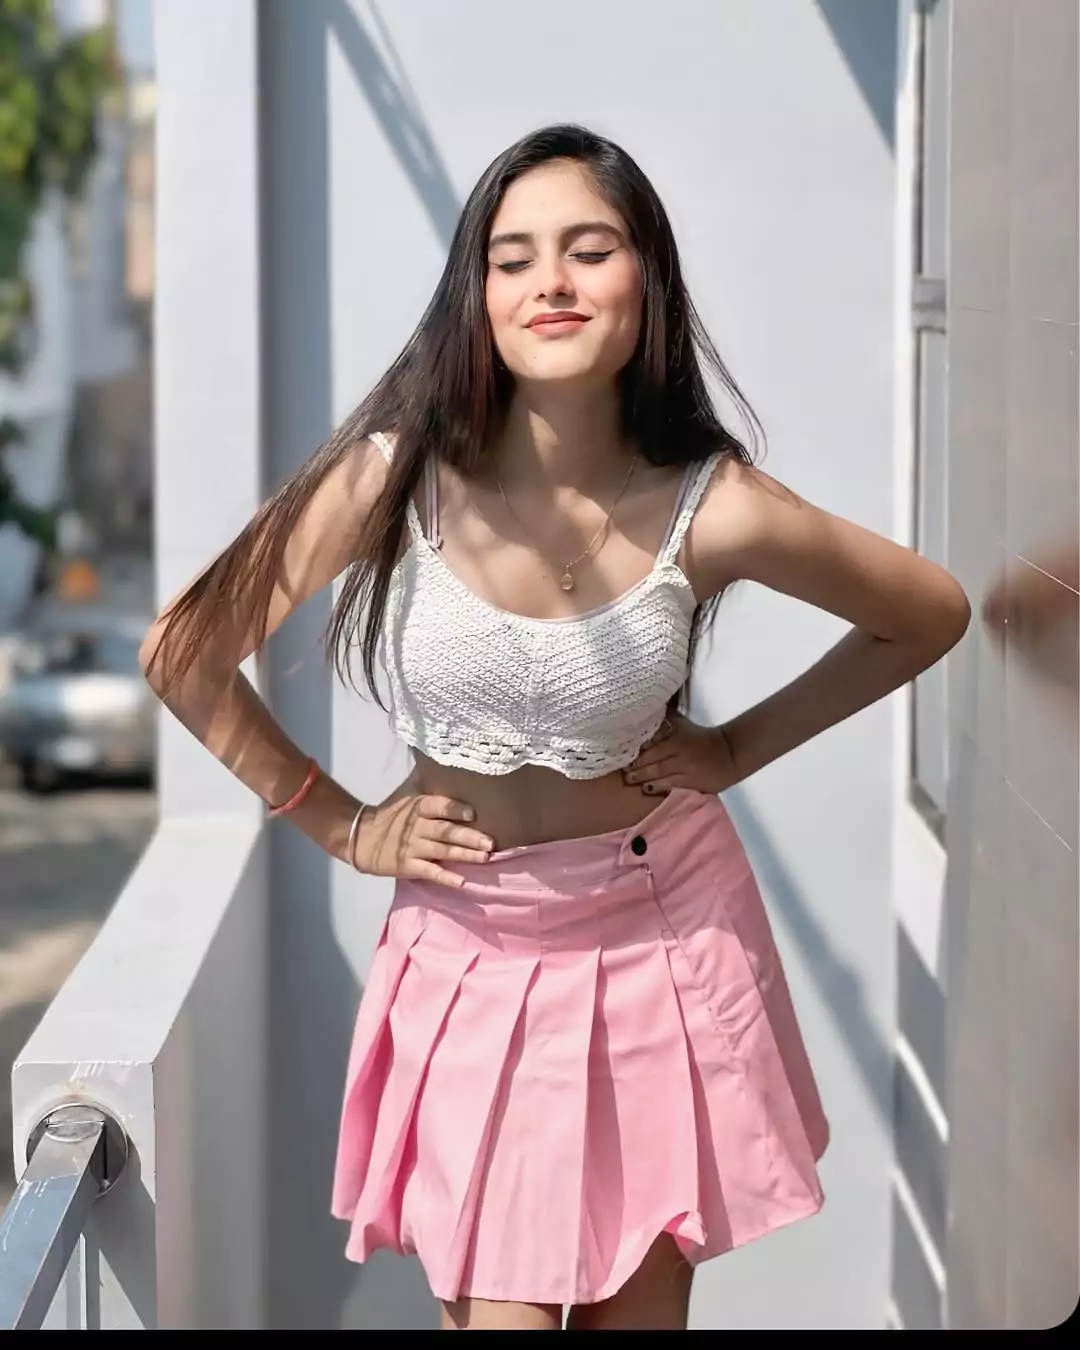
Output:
[440, 788, 727, 893]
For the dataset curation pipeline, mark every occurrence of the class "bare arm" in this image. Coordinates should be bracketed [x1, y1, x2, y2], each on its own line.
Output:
[139, 439, 492, 881]
[698, 463, 971, 782]
[628, 461, 971, 794]
[140, 440, 385, 858]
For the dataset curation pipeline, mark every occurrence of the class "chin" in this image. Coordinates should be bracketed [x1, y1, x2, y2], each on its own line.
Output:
[522, 362, 602, 385]
[510, 350, 627, 387]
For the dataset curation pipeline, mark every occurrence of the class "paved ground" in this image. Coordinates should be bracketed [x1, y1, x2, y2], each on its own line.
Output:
[0, 768, 156, 1206]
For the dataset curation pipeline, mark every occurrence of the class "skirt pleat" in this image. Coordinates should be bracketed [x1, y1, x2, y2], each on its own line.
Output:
[411, 921, 542, 1296]
[575, 935, 707, 1302]
[453, 943, 602, 1302]
[338, 922, 478, 1259]
[331, 905, 427, 1216]
[651, 859, 828, 1225]
[332, 789, 829, 1306]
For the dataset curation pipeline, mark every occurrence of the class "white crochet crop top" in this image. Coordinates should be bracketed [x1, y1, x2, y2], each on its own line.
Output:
[373, 433, 721, 779]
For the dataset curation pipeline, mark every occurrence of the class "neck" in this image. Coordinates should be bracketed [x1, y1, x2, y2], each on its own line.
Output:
[496, 385, 630, 492]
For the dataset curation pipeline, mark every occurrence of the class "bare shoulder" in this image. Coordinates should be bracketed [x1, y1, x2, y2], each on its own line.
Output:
[682, 456, 803, 591]
[684, 453, 969, 644]
[292, 434, 391, 544]
[273, 433, 393, 604]
[147, 432, 395, 667]
[326, 433, 393, 513]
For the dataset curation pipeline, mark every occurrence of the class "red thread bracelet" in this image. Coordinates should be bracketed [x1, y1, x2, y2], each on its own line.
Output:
[268, 758, 319, 818]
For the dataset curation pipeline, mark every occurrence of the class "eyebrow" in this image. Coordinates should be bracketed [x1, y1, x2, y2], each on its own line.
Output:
[487, 220, 625, 250]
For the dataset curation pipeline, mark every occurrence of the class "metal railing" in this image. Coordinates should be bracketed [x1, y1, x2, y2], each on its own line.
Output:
[0, 1104, 128, 1330]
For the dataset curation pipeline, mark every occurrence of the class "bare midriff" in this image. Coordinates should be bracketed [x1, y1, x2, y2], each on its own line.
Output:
[412, 751, 661, 851]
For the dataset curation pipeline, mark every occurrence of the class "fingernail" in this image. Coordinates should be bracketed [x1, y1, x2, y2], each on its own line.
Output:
[464, 808, 475, 821]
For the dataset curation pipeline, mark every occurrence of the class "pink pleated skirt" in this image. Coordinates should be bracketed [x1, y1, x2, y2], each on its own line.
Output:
[331, 788, 829, 1306]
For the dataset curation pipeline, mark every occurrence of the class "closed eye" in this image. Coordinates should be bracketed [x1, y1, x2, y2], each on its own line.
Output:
[493, 249, 615, 275]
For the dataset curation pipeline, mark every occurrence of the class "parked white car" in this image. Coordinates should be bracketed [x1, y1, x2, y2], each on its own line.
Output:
[0, 610, 155, 792]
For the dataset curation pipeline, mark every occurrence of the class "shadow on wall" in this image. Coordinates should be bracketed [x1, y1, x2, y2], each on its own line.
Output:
[814, 0, 899, 147]
[678, 0, 902, 1122]
[260, 0, 459, 1331]
[721, 786, 894, 1129]
[327, 0, 461, 246]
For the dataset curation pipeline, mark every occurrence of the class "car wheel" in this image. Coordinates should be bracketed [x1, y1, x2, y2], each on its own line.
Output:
[19, 756, 61, 794]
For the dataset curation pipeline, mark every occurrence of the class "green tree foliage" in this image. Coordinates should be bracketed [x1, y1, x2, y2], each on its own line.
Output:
[0, 0, 115, 545]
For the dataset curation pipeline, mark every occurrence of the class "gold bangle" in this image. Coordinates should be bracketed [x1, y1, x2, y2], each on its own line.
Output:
[346, 803, 367, 872]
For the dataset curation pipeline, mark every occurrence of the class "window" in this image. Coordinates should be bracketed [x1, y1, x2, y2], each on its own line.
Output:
[910, 0, 951, 837]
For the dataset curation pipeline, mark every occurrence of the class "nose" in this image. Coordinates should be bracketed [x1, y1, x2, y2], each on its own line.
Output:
[533, 251, 574, 300]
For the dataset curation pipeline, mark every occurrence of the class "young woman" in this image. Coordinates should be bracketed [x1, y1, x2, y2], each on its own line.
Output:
[141, 125, 970, 1331]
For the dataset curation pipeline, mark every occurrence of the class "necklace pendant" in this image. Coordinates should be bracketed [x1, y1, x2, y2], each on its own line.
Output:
[559, 568, 576, 592]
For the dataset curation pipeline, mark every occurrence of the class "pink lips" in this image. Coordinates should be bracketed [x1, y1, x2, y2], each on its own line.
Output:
[526, 312, 590, 333]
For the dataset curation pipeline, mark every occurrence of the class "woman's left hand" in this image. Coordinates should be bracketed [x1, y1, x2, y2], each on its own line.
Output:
[622, 711, 736, 797]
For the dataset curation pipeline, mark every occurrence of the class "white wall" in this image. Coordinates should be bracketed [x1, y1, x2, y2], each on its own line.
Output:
[154, 0, 263, 820]
[254, 0, 899, 1330]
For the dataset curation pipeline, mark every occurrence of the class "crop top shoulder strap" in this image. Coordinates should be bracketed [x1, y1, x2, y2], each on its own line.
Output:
[371, 431, 720, 560]
[656, 453, 723, 567]
[370, 430, 437, 544]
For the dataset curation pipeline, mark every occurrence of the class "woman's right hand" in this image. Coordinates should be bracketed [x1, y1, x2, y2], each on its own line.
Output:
[353, 791, 494, 888]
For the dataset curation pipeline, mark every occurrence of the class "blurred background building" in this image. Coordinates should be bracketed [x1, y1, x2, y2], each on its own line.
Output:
[0, 0, 155, 637]
[1, 0, 1076, 1333]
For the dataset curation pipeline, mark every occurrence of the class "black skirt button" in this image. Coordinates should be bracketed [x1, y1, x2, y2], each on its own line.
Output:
[630, 835, 648, 856]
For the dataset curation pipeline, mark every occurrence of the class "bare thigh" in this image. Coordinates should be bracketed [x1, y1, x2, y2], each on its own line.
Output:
[441, 1298, 562, 1330]
[565, 1234, 694, 1331]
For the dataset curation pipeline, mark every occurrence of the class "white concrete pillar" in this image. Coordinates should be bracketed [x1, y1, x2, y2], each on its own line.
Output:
[153, 0, 264, 821]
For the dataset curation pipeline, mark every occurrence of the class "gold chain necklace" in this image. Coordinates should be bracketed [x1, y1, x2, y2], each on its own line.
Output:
[497, 455, 638, 592]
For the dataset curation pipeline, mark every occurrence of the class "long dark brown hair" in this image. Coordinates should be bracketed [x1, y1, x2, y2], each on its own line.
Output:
[148, 124, 762, 711]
